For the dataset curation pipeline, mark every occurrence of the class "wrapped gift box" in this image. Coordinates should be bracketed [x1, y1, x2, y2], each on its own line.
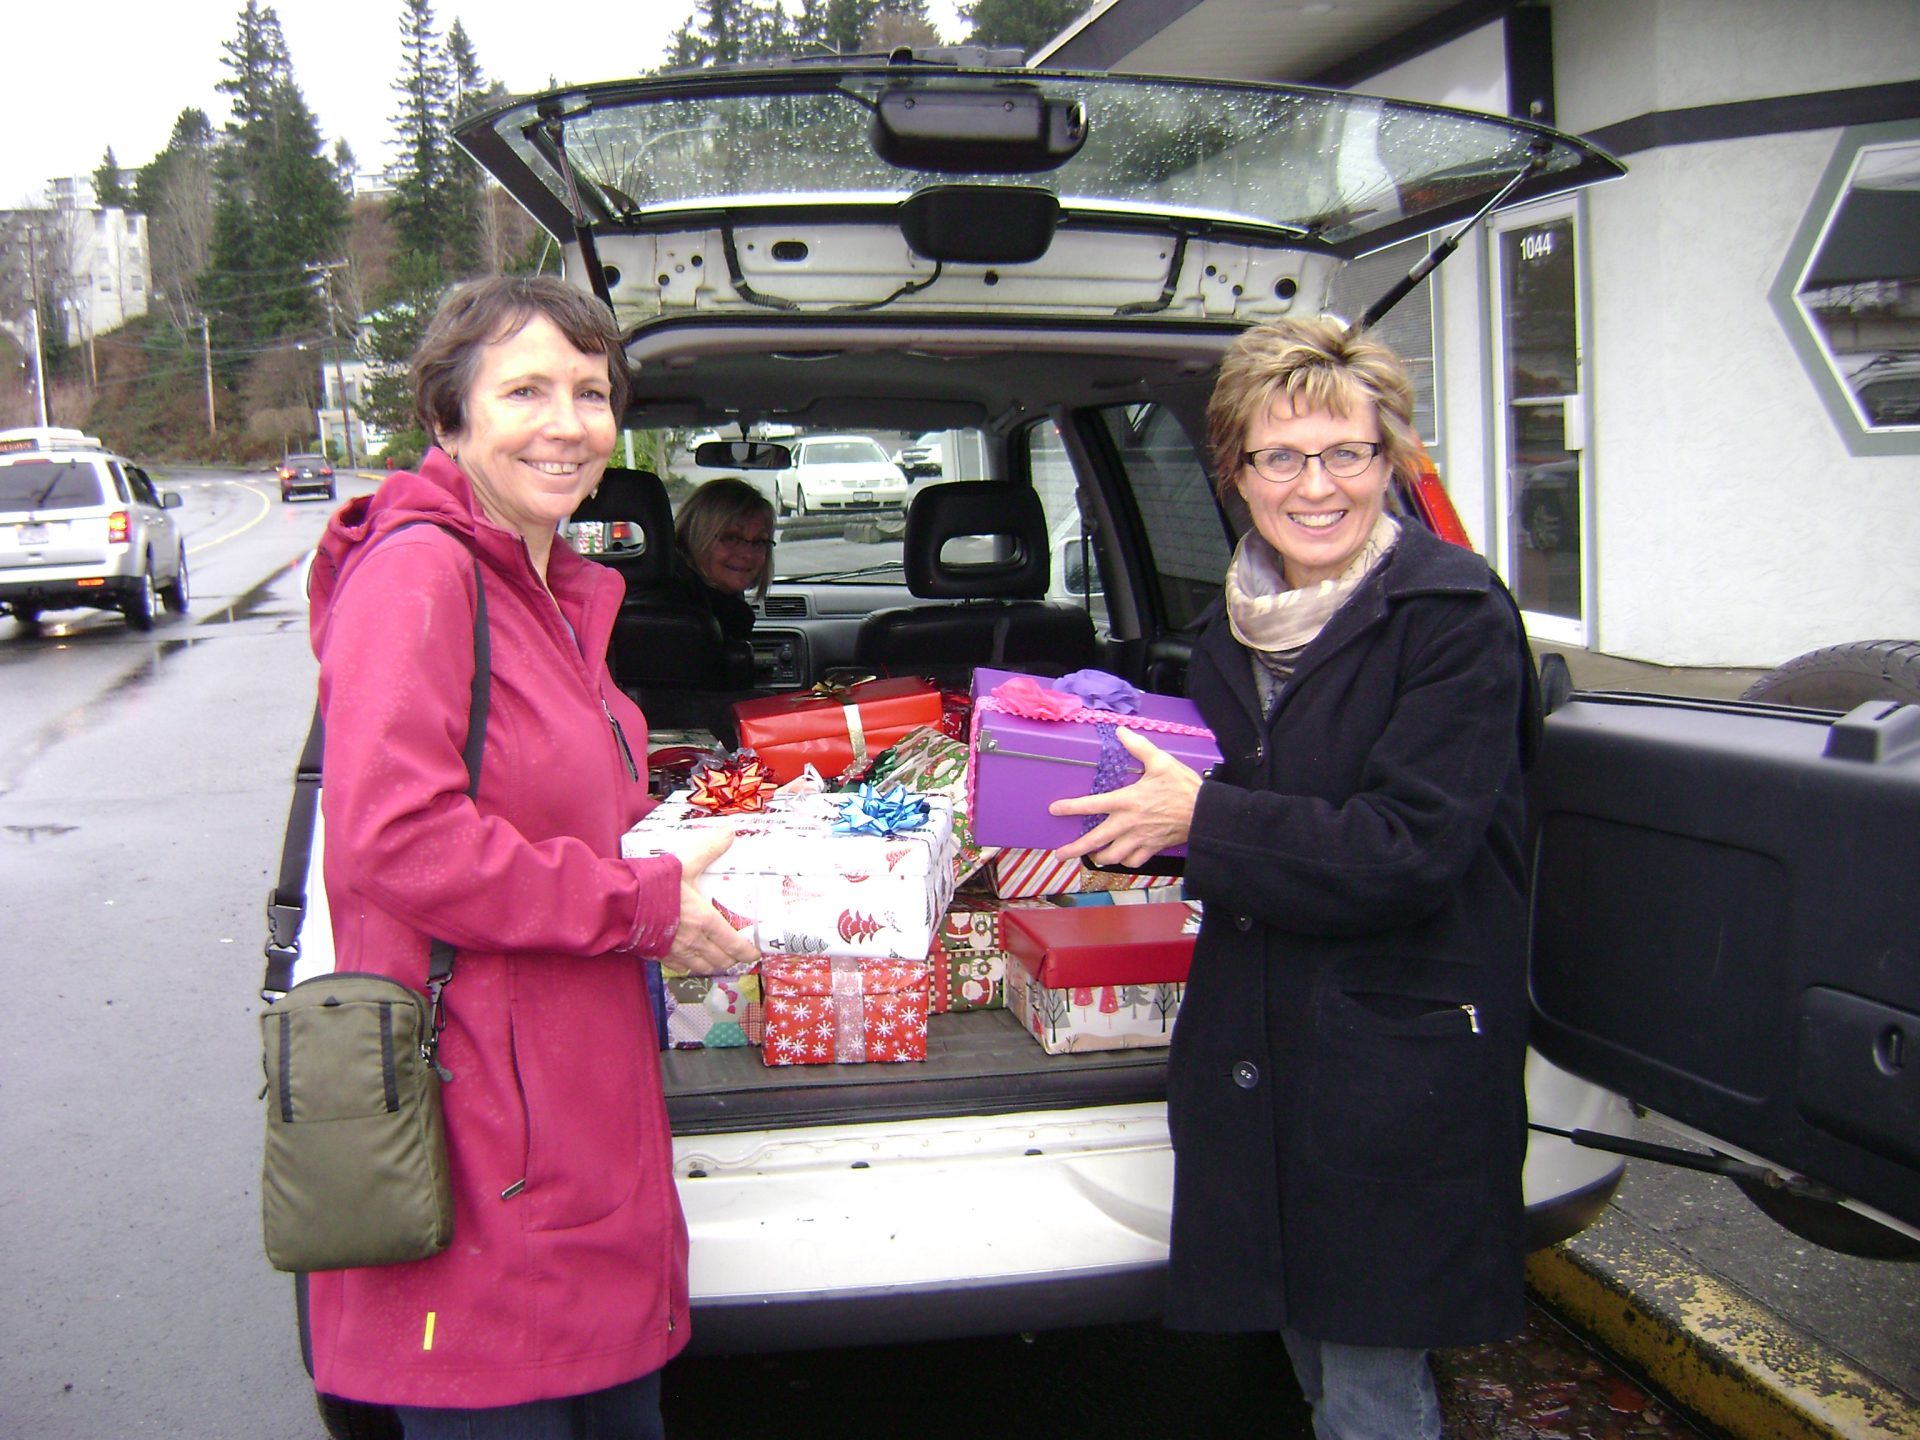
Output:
[1001, 902, 1198, 1054]
[661, 963, 764, 1048]
[621, 790, 957, 960]
[864, 725, 991, 885]
[927, 896, 1026, 1013]
[968, 667, 1220, 856]
[734, 678, 942, 784]
[987, 848, 1182, 900]
[762, 956, 931, 1065]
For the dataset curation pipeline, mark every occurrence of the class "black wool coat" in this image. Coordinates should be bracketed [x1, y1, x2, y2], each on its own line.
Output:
[1168, 521, 1534, 1348]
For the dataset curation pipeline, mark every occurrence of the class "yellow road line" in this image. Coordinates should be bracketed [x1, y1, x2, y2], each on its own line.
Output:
[185, 479, 272, 557]
[1528, 1213, 1920, 1439]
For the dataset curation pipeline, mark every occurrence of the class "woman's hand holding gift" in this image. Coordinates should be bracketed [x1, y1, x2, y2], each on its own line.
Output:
[1048, 726, 1201, 868]
[666, 828, 761, 974]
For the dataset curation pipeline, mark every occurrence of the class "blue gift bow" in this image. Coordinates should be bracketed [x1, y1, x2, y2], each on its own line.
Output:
[832, 782, 931, 837]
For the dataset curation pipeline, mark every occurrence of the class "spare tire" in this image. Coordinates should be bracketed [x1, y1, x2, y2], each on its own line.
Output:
[1738, 638, 1920, 707]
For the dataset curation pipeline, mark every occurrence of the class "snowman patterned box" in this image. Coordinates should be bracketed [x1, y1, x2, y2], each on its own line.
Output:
[761, 956, 932, 1065]
[620, 789, 958, 961]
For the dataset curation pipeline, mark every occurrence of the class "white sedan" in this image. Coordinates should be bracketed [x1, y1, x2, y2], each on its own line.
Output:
[777, 435, 909, 516]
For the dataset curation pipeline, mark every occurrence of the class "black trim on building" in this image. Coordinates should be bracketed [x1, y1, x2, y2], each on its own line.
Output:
[1585, 80, 1920, 157]
[1505, 7, 1555, 126]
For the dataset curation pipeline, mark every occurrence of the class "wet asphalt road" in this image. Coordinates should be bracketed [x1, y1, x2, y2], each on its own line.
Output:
[0, 467, 1712, 1439]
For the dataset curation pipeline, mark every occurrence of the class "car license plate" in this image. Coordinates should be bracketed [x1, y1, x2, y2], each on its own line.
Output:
[17, 523, 48, 545]
[853, 490, 874, 503]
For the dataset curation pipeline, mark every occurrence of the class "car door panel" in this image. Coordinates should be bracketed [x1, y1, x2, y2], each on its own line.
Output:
[1527, 693, 1920, 1230]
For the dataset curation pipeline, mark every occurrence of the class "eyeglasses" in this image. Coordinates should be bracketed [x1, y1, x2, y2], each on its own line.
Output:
[717, 532, 774, 552]
[1241, 441, 1382, 484]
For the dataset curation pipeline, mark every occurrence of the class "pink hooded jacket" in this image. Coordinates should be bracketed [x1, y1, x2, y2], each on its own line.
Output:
[304, 450, 691, 1408]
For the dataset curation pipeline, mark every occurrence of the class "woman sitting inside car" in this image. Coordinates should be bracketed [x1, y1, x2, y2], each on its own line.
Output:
[673, 476, 775, 642]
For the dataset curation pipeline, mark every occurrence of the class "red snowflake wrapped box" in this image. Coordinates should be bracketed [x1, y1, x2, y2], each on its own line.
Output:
[761, 956, 931, 1065]
[733, 677, 943, 784]
[1000, 901, 1199, 1054]
[620, 789, 957, 960]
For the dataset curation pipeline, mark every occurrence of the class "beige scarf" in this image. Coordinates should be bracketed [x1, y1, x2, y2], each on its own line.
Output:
[1226, 512, 1401, 675]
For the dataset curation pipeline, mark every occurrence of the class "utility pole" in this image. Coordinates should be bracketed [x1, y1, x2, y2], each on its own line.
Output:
[26, 235, 49, 427]
[304, 260, 358, 468]
[201, 313, 215, 434]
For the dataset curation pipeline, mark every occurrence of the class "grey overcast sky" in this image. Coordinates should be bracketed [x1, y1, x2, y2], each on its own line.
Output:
[5, 0, 965, 208]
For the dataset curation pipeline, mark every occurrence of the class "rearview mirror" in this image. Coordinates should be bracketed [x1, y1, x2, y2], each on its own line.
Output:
[694, 440, 792, 470]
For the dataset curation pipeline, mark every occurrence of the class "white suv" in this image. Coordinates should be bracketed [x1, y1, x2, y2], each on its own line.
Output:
[0, 426, 189, 630]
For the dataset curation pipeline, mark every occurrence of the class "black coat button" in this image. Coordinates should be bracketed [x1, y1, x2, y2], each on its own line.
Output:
[1235, 913, 1252, 931]
[1232, 1061, 1260, 1089]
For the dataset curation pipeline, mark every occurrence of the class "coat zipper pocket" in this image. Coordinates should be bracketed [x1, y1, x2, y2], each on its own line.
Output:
[602, 696, 638, 780]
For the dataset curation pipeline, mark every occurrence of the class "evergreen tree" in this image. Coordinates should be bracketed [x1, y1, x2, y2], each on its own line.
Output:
[388, 0, 456, 262]
[358, 247, 446, 449]
[332, 138, 358, 195]
[201, 2, 347, 367]
[445, 18, 500, 276]
[959, 0, 1082, 55]
[93, 148, 134, 209]
[822, 0, 883, 54]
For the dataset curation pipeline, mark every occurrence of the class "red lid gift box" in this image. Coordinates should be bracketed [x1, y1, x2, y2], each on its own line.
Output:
[1000, 902, 1197, 1055]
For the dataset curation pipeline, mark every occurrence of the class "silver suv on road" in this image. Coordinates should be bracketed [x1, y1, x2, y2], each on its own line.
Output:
[0, 426, 189, 630]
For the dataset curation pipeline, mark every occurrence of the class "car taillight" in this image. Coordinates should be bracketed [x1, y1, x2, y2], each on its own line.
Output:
[609, 521, 636, 546]
[108, 510, 130, 544]
[279, 467, 293, 480]
[320, 466, 333, 477]
[1405, 438, 1472, 549]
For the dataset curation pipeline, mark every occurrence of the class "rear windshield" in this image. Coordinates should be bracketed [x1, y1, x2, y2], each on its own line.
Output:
[0, 460, 106, 511]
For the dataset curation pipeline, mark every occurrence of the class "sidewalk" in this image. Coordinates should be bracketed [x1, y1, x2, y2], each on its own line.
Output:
[1521, 645, 1920, 1439]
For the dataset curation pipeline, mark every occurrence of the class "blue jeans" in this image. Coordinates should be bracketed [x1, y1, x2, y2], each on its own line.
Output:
[1281, 1329, 1440, 1440]
[397, 1372, 663, 1440]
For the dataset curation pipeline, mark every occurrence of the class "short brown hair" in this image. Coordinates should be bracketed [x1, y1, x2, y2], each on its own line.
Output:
[1206, 316, 1419, 500]
[412, 276, 629, 441]
[675, 477, 777, 602]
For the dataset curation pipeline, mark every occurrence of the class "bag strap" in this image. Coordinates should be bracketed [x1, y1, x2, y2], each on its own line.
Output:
[261, 526, 490, 1002]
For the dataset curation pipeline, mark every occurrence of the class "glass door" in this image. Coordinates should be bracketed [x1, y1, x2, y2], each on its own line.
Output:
[1492, 201, 1588, 643]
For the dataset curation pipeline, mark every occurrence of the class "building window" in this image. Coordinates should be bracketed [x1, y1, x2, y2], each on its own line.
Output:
[1770, 119, 1920, 455]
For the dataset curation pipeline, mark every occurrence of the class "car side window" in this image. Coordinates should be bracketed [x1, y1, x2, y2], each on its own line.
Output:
[1091, 402, 1229, 631]
[104, 461, 133, 504]
[1021, 420, 1110, 634]
[126, 466, 161, 508]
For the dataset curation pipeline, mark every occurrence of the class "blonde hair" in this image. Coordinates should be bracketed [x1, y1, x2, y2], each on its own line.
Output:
[675, 477, 776, 602]
[1206, 316, 1419, 499]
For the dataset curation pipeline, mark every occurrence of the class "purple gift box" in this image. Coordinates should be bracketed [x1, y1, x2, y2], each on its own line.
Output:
[966, 666, 1221, 856]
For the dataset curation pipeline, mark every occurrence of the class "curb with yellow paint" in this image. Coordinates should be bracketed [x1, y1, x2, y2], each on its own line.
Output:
[1527, 1209, 1920, 1439]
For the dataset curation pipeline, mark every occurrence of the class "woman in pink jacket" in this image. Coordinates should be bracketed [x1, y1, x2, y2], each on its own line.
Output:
[305, 276, 757, 1438]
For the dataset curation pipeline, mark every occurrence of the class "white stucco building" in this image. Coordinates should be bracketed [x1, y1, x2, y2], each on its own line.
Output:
[1039, 0, 1920, 667]
[0, 180, 152, 355]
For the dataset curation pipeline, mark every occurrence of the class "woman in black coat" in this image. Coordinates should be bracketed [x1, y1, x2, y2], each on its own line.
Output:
[1051, 316, 1536, 1440]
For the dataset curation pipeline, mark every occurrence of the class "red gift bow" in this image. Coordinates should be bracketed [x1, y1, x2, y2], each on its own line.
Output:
[687, 751, 779, 814]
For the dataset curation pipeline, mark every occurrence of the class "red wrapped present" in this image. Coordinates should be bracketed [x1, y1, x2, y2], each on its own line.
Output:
[734, 677, 943, 784]
[761, 956, 931, 1065]
[1001, 902, 1198, 1055]
[1000, 902, 1198, 988]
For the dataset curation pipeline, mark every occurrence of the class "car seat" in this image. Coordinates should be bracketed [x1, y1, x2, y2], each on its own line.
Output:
[854, 481, 1095, 691]
[569, 467, 753, 731]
